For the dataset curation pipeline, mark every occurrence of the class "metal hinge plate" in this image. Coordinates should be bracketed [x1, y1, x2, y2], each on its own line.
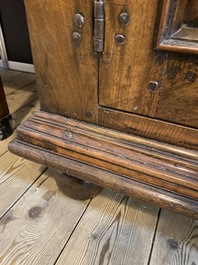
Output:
[93, 0, 105, 53]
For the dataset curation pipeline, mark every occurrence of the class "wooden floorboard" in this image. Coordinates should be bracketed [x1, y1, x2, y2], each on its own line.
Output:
[56, 190, 159, 265]
[149, 209, 198, 265]
[0, 168, 90, 265]
[2, 71, 36, 96]
[0, 69, 197, 265]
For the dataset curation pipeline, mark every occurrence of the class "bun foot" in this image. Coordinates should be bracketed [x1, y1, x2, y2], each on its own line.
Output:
[54, 171, 103, 200]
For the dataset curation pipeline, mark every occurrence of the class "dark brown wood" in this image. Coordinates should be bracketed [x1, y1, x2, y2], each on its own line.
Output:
[9, 143, 198, 219]
[54, 171, 103, 200]
[9, 0, 198, 219]
[99, 0, 198, 128]
[0, 76, 12, 140]
[157, 0, 198, 54]
[98, 107, 198, 150]
[8, 110, 198, 217]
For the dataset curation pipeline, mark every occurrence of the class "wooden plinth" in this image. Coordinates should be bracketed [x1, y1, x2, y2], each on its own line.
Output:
[8, 110, 198, 219]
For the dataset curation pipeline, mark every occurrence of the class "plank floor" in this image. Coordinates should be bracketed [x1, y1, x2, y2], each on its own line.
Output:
[0, 69, 198, 265]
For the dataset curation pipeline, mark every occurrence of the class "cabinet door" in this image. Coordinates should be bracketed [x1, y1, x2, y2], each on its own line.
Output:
[24, 0, 98, 123]
[99, 0, 198, 128]
[99, 0, 160, 116]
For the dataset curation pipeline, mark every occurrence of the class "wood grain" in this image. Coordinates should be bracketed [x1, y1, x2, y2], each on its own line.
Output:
[155, 54, 198, 127]
[14, 111, 198, 198]
[2, 72, 35, 95]
[2, 69, 198, 265]
[0, 168, 90, 265]
[150, 209, 198, 265]
[54, 171, 103, 200]
[100, 0, 198, 128]
[56, 189, 159, 265]
[157, 0, 198, 54]
[98, 107, 198, 150]
[185, 0, 198, 23]
[0, 151, 46, 217]
[0, 69, 22, 82]
[100, 0, 161, 117]
[6, 82, 38, 114]
[24, 0, 98, 123]
[8, 111, 198, 218]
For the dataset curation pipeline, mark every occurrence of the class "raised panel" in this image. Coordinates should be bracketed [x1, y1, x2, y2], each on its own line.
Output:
[99, 0, 160, 116]
[157, 0, 198, 54]
[99, 0, 198, 129]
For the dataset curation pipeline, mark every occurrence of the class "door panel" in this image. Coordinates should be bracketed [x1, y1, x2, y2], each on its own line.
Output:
[99, 0, 161, 116]
[24, 0, 98, 123]
[99, 0, 198, 128]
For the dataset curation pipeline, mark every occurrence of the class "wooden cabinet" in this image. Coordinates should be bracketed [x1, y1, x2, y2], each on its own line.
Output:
[9, 0, 198, 219]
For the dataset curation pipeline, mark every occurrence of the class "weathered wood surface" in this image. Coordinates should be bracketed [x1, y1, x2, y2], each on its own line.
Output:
[0, 151, 46, 217]
[100, 0, 161, 117]
[155, 54, 198, 127]
[24, 0, 98, 123]
[56, 190, 159, 265]
[9, 110, 198, 218]
[99, 0, 198, 128]
[2, 72, 35, 95]
[0, 69, 21, 82]
[6, 81, 38, 114]
[54, 171, 103, 200]
[150, 209, 198, 265]
[0, 69, 198, 265]
[98, 107, 198, 151]
[14, 111, 198, 193]
[0, 169, 90, 265]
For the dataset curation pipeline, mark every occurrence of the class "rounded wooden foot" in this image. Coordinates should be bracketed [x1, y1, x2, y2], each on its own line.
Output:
[0, 116, 12, 141]
[54, 171, 103, 200]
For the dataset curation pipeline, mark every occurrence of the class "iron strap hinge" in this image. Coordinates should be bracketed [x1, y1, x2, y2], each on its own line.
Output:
[93, 0, 105, 53]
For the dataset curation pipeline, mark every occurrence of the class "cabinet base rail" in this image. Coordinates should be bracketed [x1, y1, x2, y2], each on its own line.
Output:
[8, 110, 198, 219]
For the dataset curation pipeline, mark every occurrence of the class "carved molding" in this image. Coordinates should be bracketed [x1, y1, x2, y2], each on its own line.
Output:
[8, 110, 198, 218]
[157, 0, 198, 54]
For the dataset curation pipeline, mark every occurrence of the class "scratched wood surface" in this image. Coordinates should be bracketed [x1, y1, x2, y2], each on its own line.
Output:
[56, 190, 159, 265]
[100, 0, 161, 117]
[24, 0, 98, 123]
[0, 169, 90, 265]
[150, 209, 198, 265]
[99, 0, 198, 128]
[0, 69, 197, 264]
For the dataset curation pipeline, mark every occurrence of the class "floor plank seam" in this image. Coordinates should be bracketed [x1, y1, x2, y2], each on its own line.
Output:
[0, 166, 48, 220]
[53, 198, 93, 265]
[0, 149, 9, 158]
[147, 208, 162, 265]
[9, 97, 39, 116]
[4, 80, 36, 96]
